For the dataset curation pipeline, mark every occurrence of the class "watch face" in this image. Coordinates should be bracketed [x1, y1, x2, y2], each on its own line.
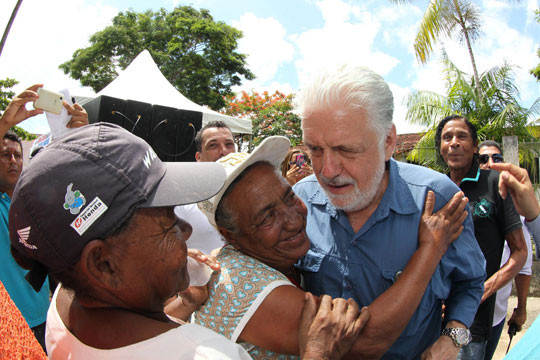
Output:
[454, 329, 470, 345]
[442, 328, 471, 347]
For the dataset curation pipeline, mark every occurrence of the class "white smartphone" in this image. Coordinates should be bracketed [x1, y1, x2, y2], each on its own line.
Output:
[34, 88, 64, 114]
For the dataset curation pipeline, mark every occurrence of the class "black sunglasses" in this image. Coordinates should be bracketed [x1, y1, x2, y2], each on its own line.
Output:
[478, 153, 504, 164]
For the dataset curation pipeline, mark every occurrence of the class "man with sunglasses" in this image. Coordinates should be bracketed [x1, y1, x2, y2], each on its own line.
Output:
[436, 115, 527, 360]
[478, 140, 533, 360]
[478, 153, 504, 167]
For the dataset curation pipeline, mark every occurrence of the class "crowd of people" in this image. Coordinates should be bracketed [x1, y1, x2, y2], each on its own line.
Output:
[1, 65, 539, 360]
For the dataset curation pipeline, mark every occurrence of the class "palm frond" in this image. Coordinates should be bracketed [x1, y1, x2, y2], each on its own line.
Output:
[454, 0, 482, 45]
[407, 129, 449, 172]
[413, 0, 447, 64]
[405, 90, 450, 126]
[526, 97, 540, 123]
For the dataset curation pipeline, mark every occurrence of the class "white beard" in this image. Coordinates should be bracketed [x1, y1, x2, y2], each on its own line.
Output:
[319, 158, 385, 212]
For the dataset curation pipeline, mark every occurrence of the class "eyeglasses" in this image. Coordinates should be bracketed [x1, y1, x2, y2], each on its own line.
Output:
[478, 153, 504, 164]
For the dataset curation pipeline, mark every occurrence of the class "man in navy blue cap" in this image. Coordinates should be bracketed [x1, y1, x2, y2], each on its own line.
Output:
[0, 84, 87, 351]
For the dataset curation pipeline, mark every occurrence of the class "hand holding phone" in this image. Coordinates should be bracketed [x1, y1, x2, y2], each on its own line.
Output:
[34, 88, 64, 114]
[296, 154, 305, 167]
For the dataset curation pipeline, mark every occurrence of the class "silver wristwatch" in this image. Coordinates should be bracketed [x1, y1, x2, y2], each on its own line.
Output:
[441, 327, 471, 348]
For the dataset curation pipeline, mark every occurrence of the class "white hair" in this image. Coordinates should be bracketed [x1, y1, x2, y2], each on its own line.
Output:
[295, 65, 394, 143]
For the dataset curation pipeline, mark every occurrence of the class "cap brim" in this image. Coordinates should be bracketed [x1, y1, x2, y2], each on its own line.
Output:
[143, 161, 226, 207]
[220, 137, 290, 200]
[201, 136, 291, 226]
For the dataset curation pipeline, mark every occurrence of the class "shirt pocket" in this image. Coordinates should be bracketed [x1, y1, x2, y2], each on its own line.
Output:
[381, 271, 442, 337]
[296, 247, 325, 295]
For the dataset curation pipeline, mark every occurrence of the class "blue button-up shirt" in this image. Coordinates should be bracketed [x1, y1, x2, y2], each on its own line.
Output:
[294, 159, 486, 360]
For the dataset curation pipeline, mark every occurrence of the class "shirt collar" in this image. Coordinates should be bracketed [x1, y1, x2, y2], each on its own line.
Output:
[306, 178, 339, 218]
[460, 160, 481, 183]
[306, 158, 418, 218]
[378, 158, 418, 216]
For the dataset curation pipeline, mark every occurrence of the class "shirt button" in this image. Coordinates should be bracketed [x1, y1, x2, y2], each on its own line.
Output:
[351, 240, 357, 246]
[345, 284, 352, 290]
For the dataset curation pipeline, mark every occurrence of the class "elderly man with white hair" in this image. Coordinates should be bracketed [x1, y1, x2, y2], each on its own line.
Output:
[293, 65, 487, 359]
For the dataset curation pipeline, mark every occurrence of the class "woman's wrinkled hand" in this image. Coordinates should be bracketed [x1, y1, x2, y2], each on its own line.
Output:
[299, 293, 369, 360]
[419, 191, 469, 253]
[188, 248, 220, 271]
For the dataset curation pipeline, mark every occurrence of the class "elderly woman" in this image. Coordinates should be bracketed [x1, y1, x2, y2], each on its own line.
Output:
[193, 136, 469, 359]
[8, 123, 367, 359]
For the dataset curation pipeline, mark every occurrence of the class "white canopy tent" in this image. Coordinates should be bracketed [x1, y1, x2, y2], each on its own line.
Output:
[86, 50, 251, 134]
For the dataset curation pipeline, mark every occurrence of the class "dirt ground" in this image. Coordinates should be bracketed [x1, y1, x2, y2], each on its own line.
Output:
[493, 296, 540, 359]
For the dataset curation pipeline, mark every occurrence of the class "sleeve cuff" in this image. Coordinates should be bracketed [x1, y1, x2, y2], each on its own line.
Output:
[526, 214, 540, 236]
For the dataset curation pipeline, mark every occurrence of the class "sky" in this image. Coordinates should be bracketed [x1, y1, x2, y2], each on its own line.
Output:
[0, 0, 539, 135]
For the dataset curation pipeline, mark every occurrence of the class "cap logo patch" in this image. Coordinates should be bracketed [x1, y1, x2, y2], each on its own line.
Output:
[71, 196, 108, 236]
[63, 183, 86, 215]
[17, 226, 37, 250]
[143, 147, 158, 169]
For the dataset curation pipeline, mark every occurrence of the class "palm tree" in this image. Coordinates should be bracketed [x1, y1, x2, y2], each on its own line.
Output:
[406, 52, 540, 172]
[391, 0, 483, 98]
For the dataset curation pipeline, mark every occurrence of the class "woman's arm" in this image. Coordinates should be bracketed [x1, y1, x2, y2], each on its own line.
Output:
[164, 249, 220, 321]
[239, 191, 468, 359]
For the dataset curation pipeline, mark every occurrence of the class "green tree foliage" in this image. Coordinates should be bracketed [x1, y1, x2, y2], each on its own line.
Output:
[0, 78, 36, 140]
[0, 78, 18, 111]
[60, 6, 255, 110]
[223, 91, 302, 147]
[406, 53, 540, 172]
[10, 126, 36, 140]
[531, 9, 540, 81]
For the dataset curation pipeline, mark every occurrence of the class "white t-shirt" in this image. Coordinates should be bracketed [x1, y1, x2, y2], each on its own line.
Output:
[492, 217, 534, 326]
[46, 286, 251, 360]
[175, 204, 225, 255]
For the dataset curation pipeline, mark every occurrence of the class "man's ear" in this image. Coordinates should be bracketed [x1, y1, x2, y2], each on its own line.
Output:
[384, 124, 397, 161]
[195, 152, 201, 162]
[79, 240, 121, 290]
